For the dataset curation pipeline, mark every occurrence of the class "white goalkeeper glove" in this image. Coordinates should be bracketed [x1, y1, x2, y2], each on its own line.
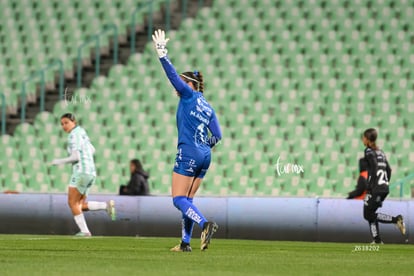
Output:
[152, 29, 169, 58]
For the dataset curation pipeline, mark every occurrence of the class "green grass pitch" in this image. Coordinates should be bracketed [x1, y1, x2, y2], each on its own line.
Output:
[0, 235, 413, 276]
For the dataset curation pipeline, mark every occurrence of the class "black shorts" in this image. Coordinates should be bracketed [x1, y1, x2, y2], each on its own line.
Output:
[364, 192, 388, 210]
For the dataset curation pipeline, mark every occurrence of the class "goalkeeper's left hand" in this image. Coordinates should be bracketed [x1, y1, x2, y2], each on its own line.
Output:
[152, 29, 169, 58]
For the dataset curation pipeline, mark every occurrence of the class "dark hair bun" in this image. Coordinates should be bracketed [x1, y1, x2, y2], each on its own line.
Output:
[61, 113, 76, 122]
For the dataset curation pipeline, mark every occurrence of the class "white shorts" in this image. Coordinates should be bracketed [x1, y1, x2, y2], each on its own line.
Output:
[69, 172, 95, 195]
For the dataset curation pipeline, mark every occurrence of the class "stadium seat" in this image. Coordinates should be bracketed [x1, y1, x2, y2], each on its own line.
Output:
[1, 159, 26, 192]
[0, 0, 166, 113]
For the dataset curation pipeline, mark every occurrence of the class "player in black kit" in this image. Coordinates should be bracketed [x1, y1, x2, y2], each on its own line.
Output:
[361, 128, 405, 244]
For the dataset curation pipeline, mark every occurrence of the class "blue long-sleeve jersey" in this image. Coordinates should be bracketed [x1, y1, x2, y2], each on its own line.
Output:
[159, 56, 222, 151]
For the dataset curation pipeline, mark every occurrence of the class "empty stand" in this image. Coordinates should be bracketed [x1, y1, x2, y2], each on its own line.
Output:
[1, 0, 413, 197]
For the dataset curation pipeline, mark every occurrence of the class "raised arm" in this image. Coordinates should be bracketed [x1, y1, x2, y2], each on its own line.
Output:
[159, 57, 193, 99]
[152, 29, 192, 99]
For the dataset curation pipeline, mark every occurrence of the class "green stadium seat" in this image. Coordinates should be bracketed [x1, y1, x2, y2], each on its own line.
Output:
[1, 158, 26, 192]
[49, 162, 71, 192]
[0, 0, 167, 117]
[2, 0, 413, 197]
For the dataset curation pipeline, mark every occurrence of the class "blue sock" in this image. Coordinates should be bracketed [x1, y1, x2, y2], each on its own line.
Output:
[181, 198, 195, 244]
[173, 196, 207, 229]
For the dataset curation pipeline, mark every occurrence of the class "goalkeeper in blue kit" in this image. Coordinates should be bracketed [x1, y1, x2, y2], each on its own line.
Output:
[152, 30, 222, 252]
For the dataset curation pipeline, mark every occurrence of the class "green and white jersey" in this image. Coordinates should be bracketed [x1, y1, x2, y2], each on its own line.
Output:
[67, 126, 96, 176]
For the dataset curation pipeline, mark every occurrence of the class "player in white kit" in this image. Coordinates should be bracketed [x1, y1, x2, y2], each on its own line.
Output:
[51, 113, 116, 236]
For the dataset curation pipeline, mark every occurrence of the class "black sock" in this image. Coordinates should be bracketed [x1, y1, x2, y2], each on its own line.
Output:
[374, 236, 382, 243]
[181, 241, 190, 247]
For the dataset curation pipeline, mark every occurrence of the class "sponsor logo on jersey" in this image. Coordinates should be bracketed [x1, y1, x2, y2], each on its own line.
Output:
[196, 97, 212, 116]
[190, 110, 210, 125]
[377, 161, 386, 167]
[194, 123, 208, 146]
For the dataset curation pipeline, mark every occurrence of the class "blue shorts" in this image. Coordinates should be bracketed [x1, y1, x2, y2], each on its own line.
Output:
[173, 147, 211, 179]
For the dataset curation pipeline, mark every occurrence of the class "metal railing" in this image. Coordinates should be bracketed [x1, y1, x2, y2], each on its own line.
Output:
[1, 93, 5, 135]
[8, 0, 206, 129]
[77, 24, 118, 88]
[130, 0, 156, 54]
[130, 0, 206, 54]
[20, 59, 64, 122]
[390, 173, 414, 198]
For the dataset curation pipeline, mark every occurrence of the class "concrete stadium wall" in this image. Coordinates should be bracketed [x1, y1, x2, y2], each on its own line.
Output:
[0, 194, 411, 244]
